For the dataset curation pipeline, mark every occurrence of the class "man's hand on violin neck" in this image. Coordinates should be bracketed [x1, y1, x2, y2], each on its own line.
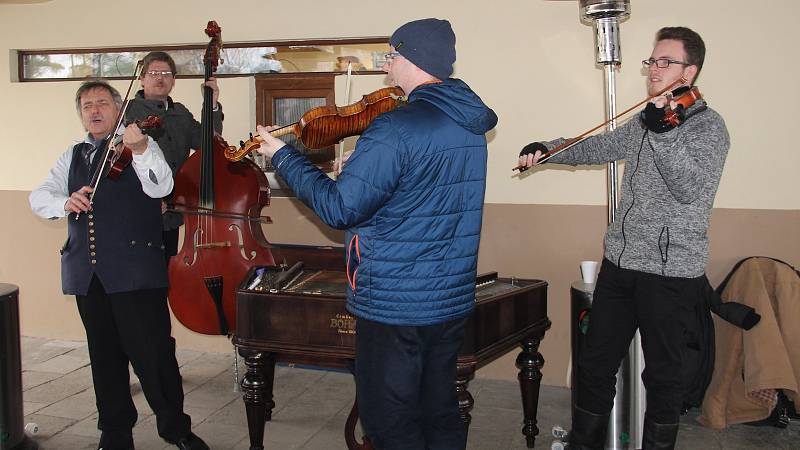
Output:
[650, 95, 678, 110]
[123, 123, 148, 154]
[333, 150, 354, 176]
[255, 125, 286, 159]
[65, 186, 93, 213]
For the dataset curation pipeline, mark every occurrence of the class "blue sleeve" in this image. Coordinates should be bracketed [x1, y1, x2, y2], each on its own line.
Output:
[273, 115, 403, 230]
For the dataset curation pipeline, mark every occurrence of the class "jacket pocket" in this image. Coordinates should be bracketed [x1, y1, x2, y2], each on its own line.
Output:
[658, 226, 670, 275]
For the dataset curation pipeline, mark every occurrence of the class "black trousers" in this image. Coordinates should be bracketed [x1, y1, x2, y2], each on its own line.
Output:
[76, 275, 191, 445]
[355, 316, 468, 450]
[577, 259, 704, 424]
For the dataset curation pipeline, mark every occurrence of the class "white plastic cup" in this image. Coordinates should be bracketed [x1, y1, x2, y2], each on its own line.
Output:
[580, 261, 599, 284]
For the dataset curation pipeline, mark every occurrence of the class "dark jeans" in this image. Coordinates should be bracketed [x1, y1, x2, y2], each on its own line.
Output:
[76, 275, 191, 445]
[355, 316, 468, 450]
[577, 259, 704, 424]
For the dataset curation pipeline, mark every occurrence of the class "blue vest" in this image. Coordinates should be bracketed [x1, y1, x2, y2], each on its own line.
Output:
[62, 142, 168, 295]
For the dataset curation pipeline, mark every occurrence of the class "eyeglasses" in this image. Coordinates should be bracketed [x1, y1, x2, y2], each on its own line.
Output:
[384, 51, 401, 62]
[642, 58, 690, 69]
[145, 70, 174, 78]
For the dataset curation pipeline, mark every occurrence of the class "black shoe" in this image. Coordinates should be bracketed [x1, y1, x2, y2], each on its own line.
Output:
[568, 406, 609, 450]
[642, 415, 679, 450]
[175, 432, 210, 450]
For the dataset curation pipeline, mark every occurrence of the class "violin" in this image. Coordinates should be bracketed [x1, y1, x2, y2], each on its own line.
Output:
[224, 86, 405, 162]
[662, 86, 702, 127]
[95, 116, 163, 181]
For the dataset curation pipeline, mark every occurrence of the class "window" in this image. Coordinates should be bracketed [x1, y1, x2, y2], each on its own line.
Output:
[18, 39, 391, 81]
[253, 73, 337, 197]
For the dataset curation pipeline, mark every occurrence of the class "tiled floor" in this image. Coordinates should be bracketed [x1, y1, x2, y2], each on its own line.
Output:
[16, 336, 800, 449]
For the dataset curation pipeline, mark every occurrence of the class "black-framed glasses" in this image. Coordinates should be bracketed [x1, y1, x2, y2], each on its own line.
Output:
[642, 58, 690, 69]
[144, 70, 174, 78]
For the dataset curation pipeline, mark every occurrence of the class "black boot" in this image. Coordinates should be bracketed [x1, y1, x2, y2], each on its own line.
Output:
[642, 415, 679, 450]
[568, 406, 609, 450]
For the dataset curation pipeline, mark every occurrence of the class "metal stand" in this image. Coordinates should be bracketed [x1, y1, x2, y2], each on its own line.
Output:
[0, 284, 38, 450]
[574, 2, 645, 448]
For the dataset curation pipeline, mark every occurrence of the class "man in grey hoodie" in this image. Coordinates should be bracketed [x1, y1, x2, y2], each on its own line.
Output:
[518, 27, 728, 450]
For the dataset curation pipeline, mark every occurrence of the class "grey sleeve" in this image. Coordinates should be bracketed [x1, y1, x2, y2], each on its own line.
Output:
[647, 111, 730, 204]
[546, 118, 639, 165]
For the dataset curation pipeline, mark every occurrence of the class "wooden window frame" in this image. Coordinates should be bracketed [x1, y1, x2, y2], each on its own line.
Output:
[254, 73, 337, 197]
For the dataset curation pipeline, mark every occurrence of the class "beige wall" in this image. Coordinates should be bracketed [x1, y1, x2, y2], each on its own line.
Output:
[1, 0, 798, 387]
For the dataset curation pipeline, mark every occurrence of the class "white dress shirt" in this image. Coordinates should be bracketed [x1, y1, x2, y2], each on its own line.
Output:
[30, 133, 174, 220]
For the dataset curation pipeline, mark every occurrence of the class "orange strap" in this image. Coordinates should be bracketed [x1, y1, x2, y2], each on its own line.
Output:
[346, 234, 361, 290]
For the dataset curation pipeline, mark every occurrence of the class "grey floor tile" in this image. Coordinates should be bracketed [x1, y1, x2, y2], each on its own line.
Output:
[24, 401, 49, 416]
[19, 336, 800, 450]
[26, 352, 89, 374]
[190, 420, 250, 450]
[37, 388, 97, 420]
[37, 432, 99, 450]
[23, 377, 92, 405]
[60, 413, 100, 439]
[22, 370, 62, 390]
[21, 339, 75, 368]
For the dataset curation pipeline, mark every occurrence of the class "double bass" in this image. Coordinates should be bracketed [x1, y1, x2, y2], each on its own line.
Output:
[168, 21, 277, 335]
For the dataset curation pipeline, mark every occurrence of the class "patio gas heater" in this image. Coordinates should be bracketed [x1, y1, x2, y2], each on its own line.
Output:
[575, 1, 646, 449]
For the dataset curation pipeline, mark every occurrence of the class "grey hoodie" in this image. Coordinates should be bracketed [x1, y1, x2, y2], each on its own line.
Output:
[547, 100, 729, 277]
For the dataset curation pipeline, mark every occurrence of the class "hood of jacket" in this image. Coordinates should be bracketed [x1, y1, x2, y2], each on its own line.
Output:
[408, 78, 497, 135]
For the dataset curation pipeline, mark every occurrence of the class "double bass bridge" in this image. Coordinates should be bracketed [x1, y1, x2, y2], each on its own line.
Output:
[182, 226, 258, 266]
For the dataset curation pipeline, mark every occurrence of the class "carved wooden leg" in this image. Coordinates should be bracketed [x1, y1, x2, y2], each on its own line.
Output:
[515, 332, 546, 449]
[344, 394, 374, 450]
[455, 362, 476, 427]
[239, 349, 276, 450]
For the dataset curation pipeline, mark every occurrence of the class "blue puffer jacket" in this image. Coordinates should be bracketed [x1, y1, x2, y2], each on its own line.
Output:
[272, 78, 497, 325]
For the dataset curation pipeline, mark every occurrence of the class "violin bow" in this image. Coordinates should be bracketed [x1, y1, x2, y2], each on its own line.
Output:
[513, 77, 688, 171]
[336, 61, 354, 177]
[75, 60, 145, 220]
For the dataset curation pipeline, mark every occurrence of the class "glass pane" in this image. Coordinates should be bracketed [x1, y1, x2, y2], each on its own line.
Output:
[21, 41, 391, 80]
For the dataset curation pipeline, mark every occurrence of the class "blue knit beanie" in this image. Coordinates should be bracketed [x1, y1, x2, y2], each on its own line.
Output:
[389, 18, 456, 80]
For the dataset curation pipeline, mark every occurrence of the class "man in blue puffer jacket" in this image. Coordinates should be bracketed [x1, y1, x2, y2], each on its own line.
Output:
[256, 18, 497, 450]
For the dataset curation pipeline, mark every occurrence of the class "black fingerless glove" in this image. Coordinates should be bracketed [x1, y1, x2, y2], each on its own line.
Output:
[518, 142, 548, 172]
[641, 102, 674, 133]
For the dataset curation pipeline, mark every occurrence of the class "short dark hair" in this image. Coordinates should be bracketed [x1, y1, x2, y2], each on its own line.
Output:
[74, 80, 123, 113]
[656, 27, 705, 82]
[141, 51, 177, 76]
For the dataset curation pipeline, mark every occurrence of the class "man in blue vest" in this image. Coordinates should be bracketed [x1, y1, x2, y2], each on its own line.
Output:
[254, 18, 497, 450]
[30, 80, 209, 450]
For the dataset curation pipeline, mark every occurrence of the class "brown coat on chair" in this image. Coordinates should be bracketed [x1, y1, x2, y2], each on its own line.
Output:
[698, 257, 800, 428]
